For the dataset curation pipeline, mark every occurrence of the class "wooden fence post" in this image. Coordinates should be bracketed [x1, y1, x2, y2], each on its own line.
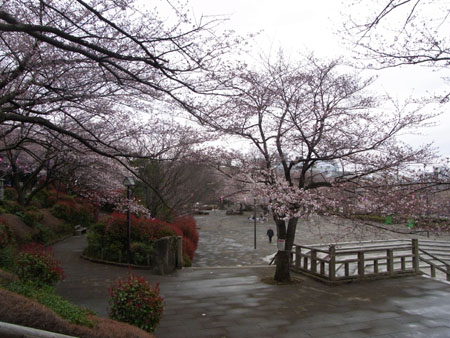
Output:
[401, 257, 406, 271]
[295, 246, 301, 269]
[176, 236, 183, 269]
[412, 239, 420, 274]
[374, 259, 379, 274]
[311, 249, 317, 273]
[387, 249, 394, 276]
[358, 251, 365, 279]
[329, 245, 336, 281]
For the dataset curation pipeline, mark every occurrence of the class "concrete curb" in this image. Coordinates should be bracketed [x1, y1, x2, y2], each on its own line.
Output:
[0, 321, 76, 338]
[189, 264, 276, 270]
[80, 254, 152, 270]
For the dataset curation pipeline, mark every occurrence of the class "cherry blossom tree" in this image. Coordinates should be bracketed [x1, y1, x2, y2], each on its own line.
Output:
[205, 55, 439, 281]
[342, 0, 450, 100]
[0, 113, 211, 216]
[0, 0, 238, 145]
[0, 0, 243, 210]
[0, 123, 66, 205]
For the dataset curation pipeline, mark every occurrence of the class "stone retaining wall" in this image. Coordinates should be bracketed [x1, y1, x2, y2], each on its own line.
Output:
[151, 236, 183, 275]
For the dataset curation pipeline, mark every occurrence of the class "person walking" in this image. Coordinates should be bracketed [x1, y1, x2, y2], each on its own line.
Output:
[266, 228, 274, 243]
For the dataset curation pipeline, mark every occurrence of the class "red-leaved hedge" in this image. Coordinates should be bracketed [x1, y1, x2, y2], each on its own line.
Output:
[86, 212, 199, 264]
[15, 243, 64, 286]
[173, 216, 198, 260]
[108, 274, 163, 333]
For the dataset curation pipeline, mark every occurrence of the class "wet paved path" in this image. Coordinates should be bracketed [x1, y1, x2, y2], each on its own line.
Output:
[192, 211, 443, 267]
[52, 213, 450, 337]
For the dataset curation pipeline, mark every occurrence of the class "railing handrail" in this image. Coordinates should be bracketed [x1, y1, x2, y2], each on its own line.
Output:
[295, 244, 412, 256]
[291, 238, 421, 283]
[297, 238, 411, 249]
[419, 256, 449, 275]
[417, 240, 450, 245]
[292, 238, 450, 282]
[334, 246, 412, 255]
[419, 248, 450, 268]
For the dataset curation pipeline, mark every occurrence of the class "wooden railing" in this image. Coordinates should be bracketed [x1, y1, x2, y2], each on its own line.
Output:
[290, 239, 421, 283]
[417, 240, 450, 281]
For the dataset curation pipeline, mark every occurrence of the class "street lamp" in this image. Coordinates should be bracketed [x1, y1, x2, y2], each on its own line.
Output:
[123, 176, 135, 264]
[0, 178, 4, 202]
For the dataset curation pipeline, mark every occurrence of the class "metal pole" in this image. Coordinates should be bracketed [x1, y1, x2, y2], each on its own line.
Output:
[254, 198, 256, 249]
[0, 178, 4, 202]
[127, 186, 131, 264]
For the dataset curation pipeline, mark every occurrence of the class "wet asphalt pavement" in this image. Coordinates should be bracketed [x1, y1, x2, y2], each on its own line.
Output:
[52, 211, 450, 338]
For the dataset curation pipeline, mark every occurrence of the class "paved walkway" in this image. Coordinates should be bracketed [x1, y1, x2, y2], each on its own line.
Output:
[192, 211, 447, 267]
[52, 213, 450, 338]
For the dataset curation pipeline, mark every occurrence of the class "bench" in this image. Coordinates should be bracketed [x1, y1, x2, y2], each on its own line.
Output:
[74, 225, 87, 236]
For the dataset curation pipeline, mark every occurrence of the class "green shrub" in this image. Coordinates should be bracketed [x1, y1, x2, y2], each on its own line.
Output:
[51, 199, 94, 227]
[4, 280, 94, 327]
[183, 255, 192, 267]
[131, 242, 153, 265]
[102, 241, 124, 262]
[32, 223, 54, 244]
[0, 223, 13, 249]
[3, 187, 17, 201]
[15, 243, 64, 287]
[0, 223, 15, 270]
[108, 274, 163, 333]
[51, 202, 71, 220]
[22, 209, 44, 227]
[85, 213, 181, 265]
[84, 222, 106, 259]
[32, 189, 51, 208]
[0, 246, 15, 271]
[352, 214, 386, 223]
[2, 200, 25, 215]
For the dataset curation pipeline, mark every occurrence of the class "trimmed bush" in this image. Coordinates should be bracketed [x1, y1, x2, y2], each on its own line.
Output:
[183, 255, 192, 267]
[173, 216, 199, 261]
[174, 216, 198, 245]
[0, 223, 15, 270]
[0, 223, 13, 249]
[1, 200, 25, 215]
[32, 188, 52, 208]
[182, 237, 196, 261]
[22, 209, 44, 227]
[3, 187, 18, 201]
[4, 280, 94, 327]
[85, 212, 198, 266]
[131, 242, 153, 265]
[0, 287, 153, 338]
[51, 197, 95, 227]
[15, 243, 64, 286]
[0, 246, 15, 271]
[32, 223, 53, 243]
[85, 213, 177, 264]
[108, 274, 163, 333]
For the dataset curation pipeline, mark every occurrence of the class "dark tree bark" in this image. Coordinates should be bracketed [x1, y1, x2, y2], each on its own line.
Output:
[273, 216, 298, 282]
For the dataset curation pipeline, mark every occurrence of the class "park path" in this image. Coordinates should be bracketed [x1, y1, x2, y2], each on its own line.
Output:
[192, 211, 434, 267]
[51, 212, 450, 337]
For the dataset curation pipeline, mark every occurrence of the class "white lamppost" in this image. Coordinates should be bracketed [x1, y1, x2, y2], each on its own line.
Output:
[123, 176, 135, 264]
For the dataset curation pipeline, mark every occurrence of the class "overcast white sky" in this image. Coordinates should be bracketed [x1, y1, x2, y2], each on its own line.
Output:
[183, 0, 450, 160]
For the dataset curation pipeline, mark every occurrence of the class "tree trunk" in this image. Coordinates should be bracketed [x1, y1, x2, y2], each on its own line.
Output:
[273, 216, 299, 282]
